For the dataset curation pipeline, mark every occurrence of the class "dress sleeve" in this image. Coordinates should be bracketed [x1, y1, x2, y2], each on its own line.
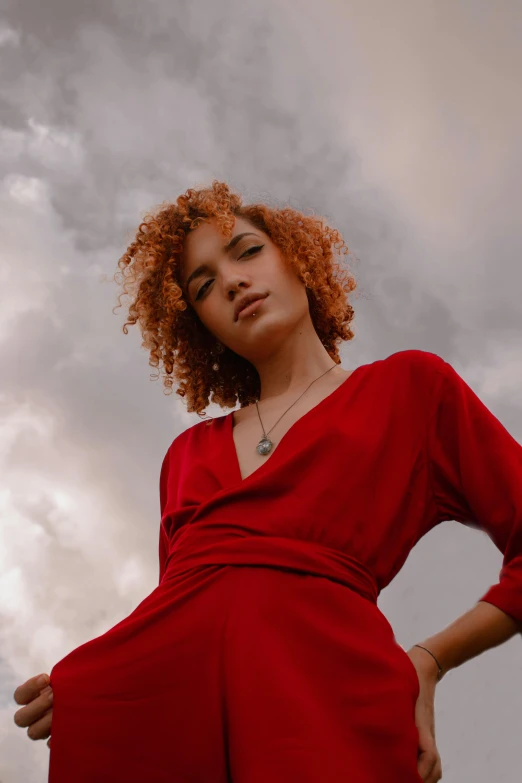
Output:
[427, 356, 522, 629]
[158, 446, 171, 585]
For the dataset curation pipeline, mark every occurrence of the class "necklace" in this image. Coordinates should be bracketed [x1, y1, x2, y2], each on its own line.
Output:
[254, 363, 338, 456]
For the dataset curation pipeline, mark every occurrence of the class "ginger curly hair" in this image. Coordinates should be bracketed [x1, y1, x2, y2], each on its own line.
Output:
[113, 180, 358, 417]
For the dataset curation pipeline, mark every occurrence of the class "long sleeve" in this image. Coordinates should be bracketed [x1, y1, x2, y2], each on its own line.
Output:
[158, 446, 171, 584]
[427, 356, 522, 628]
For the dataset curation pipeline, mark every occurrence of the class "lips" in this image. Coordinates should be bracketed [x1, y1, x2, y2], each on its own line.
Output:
[234, 293, 268, 321]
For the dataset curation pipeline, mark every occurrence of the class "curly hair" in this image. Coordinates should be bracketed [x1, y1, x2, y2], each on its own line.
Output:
[113, 180, 359, 417]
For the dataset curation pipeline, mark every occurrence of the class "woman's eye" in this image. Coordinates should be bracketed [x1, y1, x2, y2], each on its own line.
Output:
[195, 280, 212, 300]
[242, 244, 264, 257]
[195, 245, 264, 301]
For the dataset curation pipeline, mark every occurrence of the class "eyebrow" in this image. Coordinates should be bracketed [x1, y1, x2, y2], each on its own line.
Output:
[184, 232, 260, 291]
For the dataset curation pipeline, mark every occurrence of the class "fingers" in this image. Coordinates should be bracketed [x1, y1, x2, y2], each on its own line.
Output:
[424, 758, 443, 783]
[13, 673, 50, 705]
[418, 749, 442, 782]
[13, 686, 53, 730]
[25, 707, 53, 741]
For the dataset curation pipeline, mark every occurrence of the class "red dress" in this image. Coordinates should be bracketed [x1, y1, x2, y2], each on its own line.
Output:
[48, 349, 522, 782]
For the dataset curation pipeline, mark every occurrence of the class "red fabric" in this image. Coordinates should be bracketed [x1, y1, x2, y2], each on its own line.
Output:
[48, 349, 522, 782]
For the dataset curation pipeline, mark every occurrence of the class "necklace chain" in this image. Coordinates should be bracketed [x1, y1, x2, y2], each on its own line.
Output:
[254, 363, 338, 456]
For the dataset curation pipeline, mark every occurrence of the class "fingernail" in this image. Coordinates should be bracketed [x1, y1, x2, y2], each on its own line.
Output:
[41, 685, 52, 695]
[37, 674, 49, 686]
[47, 691, 53, 702]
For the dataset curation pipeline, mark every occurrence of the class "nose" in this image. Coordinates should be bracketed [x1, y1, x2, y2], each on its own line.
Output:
[227, 279, 251, 300]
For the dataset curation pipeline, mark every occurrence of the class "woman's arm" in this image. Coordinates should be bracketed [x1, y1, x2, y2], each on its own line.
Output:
[411, 600, 522, 680]
[425, 354, 522, 676]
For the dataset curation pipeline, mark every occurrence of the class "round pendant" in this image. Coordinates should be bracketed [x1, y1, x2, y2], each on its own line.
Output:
[256, 437, 273, 456]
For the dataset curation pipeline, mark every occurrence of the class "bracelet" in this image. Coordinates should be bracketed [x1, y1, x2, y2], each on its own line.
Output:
[413, 644, 444, 681]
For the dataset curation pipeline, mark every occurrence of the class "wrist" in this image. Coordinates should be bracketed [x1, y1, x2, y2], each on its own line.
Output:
[408, 644, 444, 682]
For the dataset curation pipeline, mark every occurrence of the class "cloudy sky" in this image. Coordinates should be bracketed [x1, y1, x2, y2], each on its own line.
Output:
[1, 1, 521, 781]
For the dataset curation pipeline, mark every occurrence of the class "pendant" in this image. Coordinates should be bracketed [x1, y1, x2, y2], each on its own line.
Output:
[256, 437, 273, 456]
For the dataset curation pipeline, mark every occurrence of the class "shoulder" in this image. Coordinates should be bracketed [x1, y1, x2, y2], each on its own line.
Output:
[384, 348, 446, 368]
[160, 416, 210, 464]
[164, 408, 234, 458]
[374, 350, 456, 406]
[382, 348, 448, 379]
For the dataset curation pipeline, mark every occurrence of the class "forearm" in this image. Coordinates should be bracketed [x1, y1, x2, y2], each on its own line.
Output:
[411, 600, 522, 679]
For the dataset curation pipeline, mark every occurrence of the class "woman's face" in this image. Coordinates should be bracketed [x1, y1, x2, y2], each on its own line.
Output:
[181, 215, 311, 364]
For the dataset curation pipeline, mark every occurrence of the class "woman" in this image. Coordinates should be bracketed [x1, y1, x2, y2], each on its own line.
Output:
[13, 180, 522, 782]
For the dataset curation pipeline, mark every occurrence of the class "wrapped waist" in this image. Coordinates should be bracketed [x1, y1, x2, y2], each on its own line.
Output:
[162, 529, 378, 604]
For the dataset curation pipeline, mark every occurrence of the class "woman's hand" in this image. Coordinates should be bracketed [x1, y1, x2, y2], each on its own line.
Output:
[13, 673, 53, 749]
[407, 647, 443, 783]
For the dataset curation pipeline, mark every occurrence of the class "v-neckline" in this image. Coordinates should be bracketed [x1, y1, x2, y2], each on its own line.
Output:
[226, 362, 367, 488]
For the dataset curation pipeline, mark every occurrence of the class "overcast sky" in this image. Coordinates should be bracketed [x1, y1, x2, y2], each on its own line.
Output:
[1, 1, 521, 781]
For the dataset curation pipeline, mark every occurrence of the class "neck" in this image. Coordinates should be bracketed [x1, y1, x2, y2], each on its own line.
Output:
[248, 324, 340, 403]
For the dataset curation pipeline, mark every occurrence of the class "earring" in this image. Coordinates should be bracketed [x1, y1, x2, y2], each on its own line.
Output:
[211, 340, 224, 371]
